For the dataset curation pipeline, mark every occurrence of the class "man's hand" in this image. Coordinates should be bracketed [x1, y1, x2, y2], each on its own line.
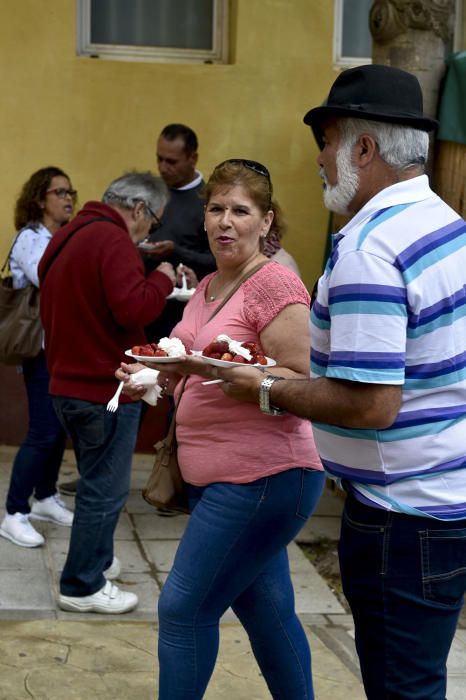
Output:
[156, 261, 176, 285]
[215, 366, 264, 403]
[142, 240, 175, 257]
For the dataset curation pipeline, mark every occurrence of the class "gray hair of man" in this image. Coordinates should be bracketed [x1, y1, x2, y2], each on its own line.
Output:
[338, 118, 430, 172]
[102, 171, 169, 219]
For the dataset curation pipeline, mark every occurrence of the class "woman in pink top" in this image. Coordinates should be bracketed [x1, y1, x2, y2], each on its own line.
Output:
[119, 159, 324, 699]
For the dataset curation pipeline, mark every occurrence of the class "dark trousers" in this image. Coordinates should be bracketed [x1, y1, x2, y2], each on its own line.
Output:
[53, 397, 140, 596]
[6, 351, 66, 514]
[339, 493, 466, 699]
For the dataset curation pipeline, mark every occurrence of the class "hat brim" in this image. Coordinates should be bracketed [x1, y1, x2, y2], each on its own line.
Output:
[304, 105, 439, 147]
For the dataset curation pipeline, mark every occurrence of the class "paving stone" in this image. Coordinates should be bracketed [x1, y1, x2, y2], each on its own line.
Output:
[1, 449, 464, 697]
[133, 512, 189, 540]
[0, 570, 55, 613]
[0, 537, 46, 569]
[296, 515, 342, 543]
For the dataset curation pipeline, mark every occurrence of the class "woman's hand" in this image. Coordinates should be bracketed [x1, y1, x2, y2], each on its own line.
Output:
[177, 264, 198, 289]
[141, 353, 216, 380]
[115, 361, 147, 400]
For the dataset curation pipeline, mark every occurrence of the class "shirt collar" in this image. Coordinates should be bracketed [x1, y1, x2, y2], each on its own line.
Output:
[173, 170, 203, 191]
[339, 175, 434, 237]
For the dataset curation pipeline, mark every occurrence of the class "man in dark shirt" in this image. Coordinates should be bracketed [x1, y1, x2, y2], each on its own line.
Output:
[143, 123, 216, 339]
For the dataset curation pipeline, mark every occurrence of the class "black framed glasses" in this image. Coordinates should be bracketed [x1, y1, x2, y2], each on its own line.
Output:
[216, 159, 271, 181]
[144, 203, 162, 230]
[46, 187, 78, 202]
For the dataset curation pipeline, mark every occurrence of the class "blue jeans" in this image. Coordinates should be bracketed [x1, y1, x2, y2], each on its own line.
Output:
[53, 397, 141, 596]
[6, 351, 66, 514]
[158, 468, 325, 700]
[339, 493, 466, 700]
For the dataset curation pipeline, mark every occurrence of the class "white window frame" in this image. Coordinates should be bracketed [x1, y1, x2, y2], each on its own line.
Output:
[333, 0, 372, 68]
[334, 0, 464, 69]
[76, 0, 229, 64]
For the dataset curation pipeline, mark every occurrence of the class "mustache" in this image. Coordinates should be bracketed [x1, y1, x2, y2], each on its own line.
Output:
[319, 167, 328, 189]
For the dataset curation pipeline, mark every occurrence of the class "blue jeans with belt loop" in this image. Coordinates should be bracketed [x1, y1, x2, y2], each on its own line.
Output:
[53, 397, 140, 596]
[157, 468, 325, 700]
[339, 492, 466, 700]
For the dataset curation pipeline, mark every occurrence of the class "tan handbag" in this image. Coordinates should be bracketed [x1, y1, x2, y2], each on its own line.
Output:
[0, 217, 114, 366]
[142, 377, 189, 513]
[0, 237, 42, 365]
[142, 259, 270, 514]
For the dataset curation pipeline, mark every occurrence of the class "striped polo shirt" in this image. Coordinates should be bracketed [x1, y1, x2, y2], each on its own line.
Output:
[310, 175, 466, 520]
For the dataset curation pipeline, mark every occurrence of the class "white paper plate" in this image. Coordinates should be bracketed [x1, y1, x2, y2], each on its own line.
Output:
[200, 354, 276, 369]
[125, 349, 185, 363]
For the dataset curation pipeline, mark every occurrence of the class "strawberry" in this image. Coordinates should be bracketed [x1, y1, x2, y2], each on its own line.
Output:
[210, 341, 229, 354]
[242, 341, 258, 354]
[220, 353, 233, 362]
[131, 345, 145, 355]
[231, 354, 246, 363]
[208, 352, 222, 360]
[202, 342, 215, 356]
[141, 346, 155, 356]
[154, 349, 168, 357]
[255, 354, 268, 365]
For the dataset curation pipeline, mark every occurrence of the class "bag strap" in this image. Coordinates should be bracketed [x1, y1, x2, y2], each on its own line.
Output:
[206, 259, 270, 323]
[169, 259, 271, 423]
[1, 227, 32, 274]
[40, 216, 115, 282]
[1, 216, 115, 279]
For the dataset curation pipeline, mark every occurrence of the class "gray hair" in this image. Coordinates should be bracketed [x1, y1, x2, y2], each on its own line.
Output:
[338, 118, 429, 172]
[102, 171, 169, 219]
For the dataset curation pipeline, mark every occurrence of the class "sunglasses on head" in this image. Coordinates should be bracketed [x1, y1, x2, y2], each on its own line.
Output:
[216, 158, 271, 182]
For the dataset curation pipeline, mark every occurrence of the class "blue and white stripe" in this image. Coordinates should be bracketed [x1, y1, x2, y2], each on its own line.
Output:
[310, 175, 466, 519]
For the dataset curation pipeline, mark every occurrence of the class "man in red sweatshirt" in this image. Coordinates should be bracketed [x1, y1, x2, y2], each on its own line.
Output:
[39, 171, 175, 614]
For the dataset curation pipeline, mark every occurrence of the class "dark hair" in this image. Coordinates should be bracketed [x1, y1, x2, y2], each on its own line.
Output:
[203, 160, 286, 244]
[160, 123, 198, 154]
[14, 166, 71, 230]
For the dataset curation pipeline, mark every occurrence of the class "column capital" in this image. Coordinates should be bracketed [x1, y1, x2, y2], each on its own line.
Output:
[369, 0, 455, 43]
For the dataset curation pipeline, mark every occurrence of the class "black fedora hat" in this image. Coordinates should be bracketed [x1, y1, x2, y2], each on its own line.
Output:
[304, 64, 438, 147]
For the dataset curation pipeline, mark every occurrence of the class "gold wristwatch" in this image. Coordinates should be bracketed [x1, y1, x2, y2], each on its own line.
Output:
[259, 376, 285, 416]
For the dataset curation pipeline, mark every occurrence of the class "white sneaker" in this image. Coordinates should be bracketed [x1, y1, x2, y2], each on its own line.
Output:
[0, 513, 45, 547]
[57, 580, 138, 614]
[104, 556, 121, 580]
[30, 494, 74, 527]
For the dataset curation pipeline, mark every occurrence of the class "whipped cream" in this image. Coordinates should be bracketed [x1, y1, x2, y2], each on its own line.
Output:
[216, 334, 252, 361]
[158, 337, 186, 357]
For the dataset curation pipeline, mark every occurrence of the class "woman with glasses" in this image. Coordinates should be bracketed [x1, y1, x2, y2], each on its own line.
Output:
[0, 167, 75, 548]
[118, 159, 324, 699]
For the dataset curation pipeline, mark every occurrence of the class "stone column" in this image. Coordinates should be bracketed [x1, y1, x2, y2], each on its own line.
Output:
[369, 0, 455, 120]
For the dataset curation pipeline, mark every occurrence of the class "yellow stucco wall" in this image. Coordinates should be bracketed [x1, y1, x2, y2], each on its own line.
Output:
[0, 0, 338, 290]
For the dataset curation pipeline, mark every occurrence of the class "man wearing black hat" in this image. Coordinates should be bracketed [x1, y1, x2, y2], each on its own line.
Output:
[214, 65, 466, 698]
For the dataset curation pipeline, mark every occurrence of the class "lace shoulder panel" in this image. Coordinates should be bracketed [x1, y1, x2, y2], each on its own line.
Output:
[244, 261, 310, 333]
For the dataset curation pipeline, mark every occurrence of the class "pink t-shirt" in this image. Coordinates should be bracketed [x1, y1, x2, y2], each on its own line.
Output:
[171, 262, 323, 486]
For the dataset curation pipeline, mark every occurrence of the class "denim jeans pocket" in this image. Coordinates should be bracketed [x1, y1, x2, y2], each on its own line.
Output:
[295, 468, 325, 521]
[420, 527, 466, 608]
[58, 400, 106, 450]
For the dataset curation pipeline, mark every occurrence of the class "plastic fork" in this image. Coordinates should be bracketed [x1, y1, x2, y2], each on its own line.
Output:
[106, 381, 125, 412]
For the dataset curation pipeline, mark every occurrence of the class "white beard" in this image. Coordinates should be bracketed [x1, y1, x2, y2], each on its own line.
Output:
[321, 141, 360, 215]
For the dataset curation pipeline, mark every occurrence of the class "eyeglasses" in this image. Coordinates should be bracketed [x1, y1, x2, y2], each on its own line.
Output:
[216, 159, 271, 182]
[46, 187, 78, 201]
[145, 203, 162, 230]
